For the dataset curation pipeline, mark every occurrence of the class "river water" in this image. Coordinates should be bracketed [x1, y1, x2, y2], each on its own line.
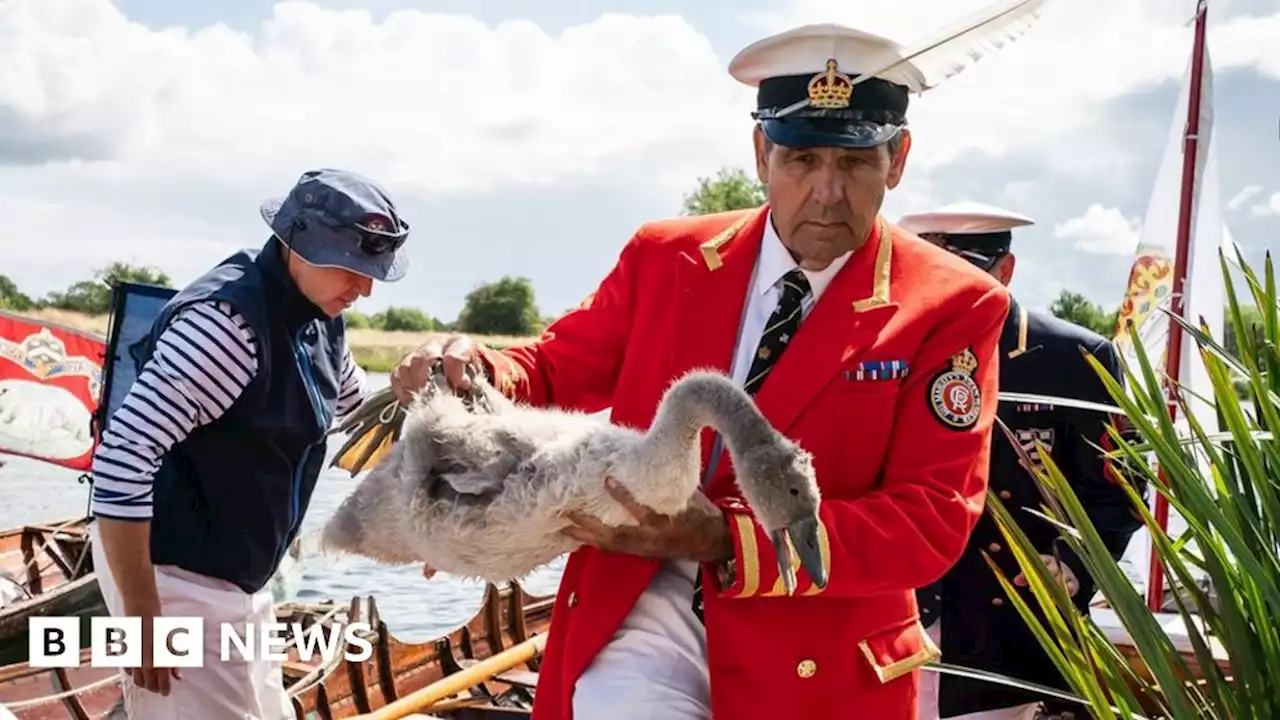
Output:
[0, 372, 566, 644]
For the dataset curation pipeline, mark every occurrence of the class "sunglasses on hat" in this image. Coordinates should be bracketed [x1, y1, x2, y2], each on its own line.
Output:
[355, 214, 408, 256]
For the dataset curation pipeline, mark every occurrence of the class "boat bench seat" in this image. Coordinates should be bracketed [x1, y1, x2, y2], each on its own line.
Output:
[493, 669, 539, 689]
[454, 657, 539, 690]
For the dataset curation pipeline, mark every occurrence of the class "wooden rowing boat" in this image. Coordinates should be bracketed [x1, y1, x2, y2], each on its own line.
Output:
[0, 582, 552, 719]
[0, 647, 125, 720]
[286, 580, 553, 719]
[0, 517, 104, 668]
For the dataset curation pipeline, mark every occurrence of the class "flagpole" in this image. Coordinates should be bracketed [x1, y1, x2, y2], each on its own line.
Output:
[1147, 0, 1209, 613]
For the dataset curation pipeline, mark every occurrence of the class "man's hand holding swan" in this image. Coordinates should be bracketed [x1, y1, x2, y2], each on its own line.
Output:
[560, 478, 733, 563]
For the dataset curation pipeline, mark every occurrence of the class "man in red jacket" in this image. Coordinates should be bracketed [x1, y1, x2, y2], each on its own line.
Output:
[391, 24, 1010, 719]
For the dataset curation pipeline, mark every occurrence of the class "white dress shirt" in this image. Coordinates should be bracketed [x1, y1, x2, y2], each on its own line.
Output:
[571, 213, 852, 719]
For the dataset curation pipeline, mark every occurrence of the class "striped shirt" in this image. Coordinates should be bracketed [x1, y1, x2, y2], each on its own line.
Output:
[90, 301, 367, 521]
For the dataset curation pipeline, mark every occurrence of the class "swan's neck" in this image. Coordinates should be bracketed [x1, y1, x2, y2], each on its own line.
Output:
[641, 374, 777, 471]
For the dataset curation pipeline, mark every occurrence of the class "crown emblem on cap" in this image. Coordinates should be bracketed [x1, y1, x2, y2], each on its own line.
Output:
[807, 58, 853, 109]
[949, 347, 979, 375]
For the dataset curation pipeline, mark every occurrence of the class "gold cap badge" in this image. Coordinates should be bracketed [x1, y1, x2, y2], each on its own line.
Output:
[807, 58, 853, 109]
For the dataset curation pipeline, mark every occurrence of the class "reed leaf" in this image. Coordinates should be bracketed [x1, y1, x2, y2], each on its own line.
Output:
[963, 253, 1280, 719]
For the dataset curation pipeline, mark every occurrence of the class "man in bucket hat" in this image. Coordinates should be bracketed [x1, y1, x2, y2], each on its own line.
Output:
[89, 168, 408, 719]
[260, 168, 410, 289]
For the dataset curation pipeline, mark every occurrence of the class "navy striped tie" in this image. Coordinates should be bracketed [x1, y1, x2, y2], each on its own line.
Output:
[691, 267, 811, 624]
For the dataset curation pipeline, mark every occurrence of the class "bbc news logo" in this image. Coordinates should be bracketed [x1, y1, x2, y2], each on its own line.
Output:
[28, 617, 374, 668]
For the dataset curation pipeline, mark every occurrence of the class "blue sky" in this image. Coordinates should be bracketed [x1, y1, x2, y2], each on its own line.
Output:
[2, 0, 1278, 323]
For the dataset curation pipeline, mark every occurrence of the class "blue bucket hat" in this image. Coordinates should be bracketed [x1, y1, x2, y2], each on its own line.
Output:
[260, 168, 409, 282]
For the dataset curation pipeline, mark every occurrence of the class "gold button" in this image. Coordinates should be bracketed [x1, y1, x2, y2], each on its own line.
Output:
[567, 591, 578, 607]
[991, 597, 1004, 607]
[796, 659, 817, 678]
[999, 490, 1012, 500]
[988, 542, 1001, 553]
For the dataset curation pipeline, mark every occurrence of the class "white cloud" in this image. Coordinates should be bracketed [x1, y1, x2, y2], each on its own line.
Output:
[0, 2, 754, 189]
[1228, 184, 1263, 211]
[0, 0, 764, 311]
[1054, 204, 1141, 255]
[1251, 191, 1280, 217]
[0, 0, 1278, 319]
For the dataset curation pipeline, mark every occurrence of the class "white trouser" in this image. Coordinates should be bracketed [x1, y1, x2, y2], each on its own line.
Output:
[572, 560, 711, 719]
[89, 524, 292, 720]
[918, 622, 943, 720]
[917, 620, 1039, 720]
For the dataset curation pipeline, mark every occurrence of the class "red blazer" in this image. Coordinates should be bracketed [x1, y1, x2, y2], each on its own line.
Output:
[475, 206, 1010, 719]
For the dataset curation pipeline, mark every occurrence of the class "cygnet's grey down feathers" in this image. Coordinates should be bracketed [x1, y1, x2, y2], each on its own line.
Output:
[321, 368, 827, 593]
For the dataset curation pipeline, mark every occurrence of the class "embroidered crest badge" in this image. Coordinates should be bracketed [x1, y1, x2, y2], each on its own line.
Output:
[929, 347, 981, 429]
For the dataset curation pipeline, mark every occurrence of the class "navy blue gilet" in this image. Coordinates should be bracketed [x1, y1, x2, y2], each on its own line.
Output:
[139, 238, 344, 594]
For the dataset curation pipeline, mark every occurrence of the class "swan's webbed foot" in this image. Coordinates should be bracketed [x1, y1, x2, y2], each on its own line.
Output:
[770, 516, 827, 595]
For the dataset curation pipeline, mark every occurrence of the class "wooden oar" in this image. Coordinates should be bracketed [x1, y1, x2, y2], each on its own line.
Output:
[352, 633, 548, 719]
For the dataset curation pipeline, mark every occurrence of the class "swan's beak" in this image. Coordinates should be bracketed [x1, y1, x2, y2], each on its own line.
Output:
[770, 516, 827, 595]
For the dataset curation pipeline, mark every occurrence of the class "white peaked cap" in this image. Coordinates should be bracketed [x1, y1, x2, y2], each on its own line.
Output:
[729, 24, 928, 93]
[896, 201, 1035, 235]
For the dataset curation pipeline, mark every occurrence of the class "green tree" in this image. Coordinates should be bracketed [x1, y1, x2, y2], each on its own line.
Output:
[1048, 289, 1118, 337]
[1222, 303, 1262, 359]
[347, 307, 444, 332]
[680, 168, 766, 216]
[456, 276, 543, 336]
[372, 306, 436, 332]
[1222, 303, 1263, 400]
[344, 310, 374, 329]
[45, 262, 172, 315]
[0, 275, 34, 311]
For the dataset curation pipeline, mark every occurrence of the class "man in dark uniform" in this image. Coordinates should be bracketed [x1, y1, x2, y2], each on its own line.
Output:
[898, 202, 1144, 719]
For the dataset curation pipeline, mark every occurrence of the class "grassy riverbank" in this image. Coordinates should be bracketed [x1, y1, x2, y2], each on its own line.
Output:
[14, 308, 536, 373]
